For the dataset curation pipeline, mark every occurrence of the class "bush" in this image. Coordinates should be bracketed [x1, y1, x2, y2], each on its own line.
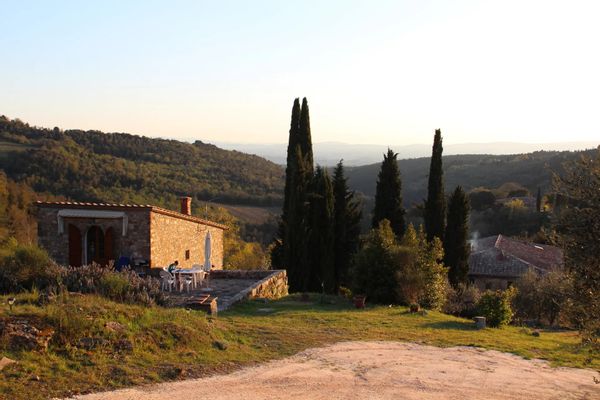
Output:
[0, 240, 62, 293]
[351, 221, 448, 309]
[351, 220, 400, 304]
[477, 288, 516, 327]
[63, 263, 165, 306]
[444, 283, 481, 318]
[514, 270, 572, 326]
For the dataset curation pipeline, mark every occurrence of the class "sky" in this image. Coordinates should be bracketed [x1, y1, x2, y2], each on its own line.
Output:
[1, 0, 599, 146]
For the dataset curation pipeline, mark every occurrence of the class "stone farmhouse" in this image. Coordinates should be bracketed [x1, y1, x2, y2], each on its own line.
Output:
[36, 197, 226, 270]
[468, 234, 563, 290]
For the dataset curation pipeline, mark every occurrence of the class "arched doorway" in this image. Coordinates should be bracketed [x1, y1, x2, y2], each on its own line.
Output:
[86, 226, 114, 266]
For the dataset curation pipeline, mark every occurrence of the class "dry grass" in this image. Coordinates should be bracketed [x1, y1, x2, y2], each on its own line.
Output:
[0, 292, 597, 400]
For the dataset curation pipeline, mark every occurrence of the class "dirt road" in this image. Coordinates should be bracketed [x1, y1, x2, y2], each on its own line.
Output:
[73, 341, 599, 400]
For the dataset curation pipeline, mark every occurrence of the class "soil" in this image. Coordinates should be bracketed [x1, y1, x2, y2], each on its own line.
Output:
[72, 341, 599, 400]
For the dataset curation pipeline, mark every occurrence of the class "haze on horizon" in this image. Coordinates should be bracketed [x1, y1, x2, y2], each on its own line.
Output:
[1, 0, 599, 146]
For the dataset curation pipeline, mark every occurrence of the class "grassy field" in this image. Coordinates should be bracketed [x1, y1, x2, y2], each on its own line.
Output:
[0, 292, 597, 399]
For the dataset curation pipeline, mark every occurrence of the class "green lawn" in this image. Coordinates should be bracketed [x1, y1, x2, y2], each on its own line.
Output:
[0, 292, 597, 399]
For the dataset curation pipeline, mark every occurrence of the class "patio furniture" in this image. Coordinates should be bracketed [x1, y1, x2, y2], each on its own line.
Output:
[180, 274, 194, 293]
[159, 269, 176, 292]
[173, 267, 205, 289]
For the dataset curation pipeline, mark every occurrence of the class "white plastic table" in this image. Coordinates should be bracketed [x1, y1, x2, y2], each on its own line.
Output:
[172, 268, 205, 290]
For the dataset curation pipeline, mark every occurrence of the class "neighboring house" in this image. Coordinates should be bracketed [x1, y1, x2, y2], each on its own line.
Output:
[468, 234, 563, 290]
[36, 197, 227, 269]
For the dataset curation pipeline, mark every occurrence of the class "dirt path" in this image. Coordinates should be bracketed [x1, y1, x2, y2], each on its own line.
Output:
[73, 341, 599, 400]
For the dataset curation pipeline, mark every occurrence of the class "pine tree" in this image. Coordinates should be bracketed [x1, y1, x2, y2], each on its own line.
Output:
[424, 129, 446, 242]
[444, 186, 471, 287]
[332, 160, 362, 290]
[372, 149, 406, 237]
[306, 166, 335, 292]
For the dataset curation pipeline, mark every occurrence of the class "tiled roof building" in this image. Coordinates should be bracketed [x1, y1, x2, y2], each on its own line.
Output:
[468, 234, 563, 290]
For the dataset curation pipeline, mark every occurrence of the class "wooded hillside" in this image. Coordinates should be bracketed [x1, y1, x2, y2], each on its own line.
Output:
[345, 150, 596, 207]
[0, 116, 284, 208]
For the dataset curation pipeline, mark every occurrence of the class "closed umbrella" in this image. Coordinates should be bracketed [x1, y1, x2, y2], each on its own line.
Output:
[203, 231, 212, 290]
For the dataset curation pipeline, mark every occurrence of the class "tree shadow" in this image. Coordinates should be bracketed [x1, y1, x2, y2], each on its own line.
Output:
[423, 320, 477, 331]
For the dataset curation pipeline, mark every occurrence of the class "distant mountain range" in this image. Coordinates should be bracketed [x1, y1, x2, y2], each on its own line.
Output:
[213, 141, 599, 166]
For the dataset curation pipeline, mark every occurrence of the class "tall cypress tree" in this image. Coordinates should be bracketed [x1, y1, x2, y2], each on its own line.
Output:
[298, 97, 314, 172]
[306, 166, 335, 293]
[332, 160, 362, 290]
[536, 187, 542, 212]
[372, 149, 406, 238]
[444, 186, 471, 287]
[424, 129, 446, 242]
[271, 99, 301, 270]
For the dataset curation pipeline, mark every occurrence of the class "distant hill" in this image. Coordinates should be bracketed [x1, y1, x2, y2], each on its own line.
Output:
[344, 150, 597, 207]
[214, 140, 599, 166]
[0, 116, 285, 208]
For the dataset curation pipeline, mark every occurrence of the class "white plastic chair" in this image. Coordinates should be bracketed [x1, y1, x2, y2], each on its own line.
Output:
[180, 275, 194, 293]
[159, 269, 176, 292]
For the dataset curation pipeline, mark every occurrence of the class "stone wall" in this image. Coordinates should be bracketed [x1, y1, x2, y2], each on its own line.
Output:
[36, 207, 150, 266]
[150, 211, 224, 269]
[212, 270, 288, 311]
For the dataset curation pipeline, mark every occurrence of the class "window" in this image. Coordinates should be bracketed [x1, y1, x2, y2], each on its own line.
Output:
[185, 250, 190, 260]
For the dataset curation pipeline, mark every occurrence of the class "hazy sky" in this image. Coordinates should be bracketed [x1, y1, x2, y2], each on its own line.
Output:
[1, 0, 599, 145]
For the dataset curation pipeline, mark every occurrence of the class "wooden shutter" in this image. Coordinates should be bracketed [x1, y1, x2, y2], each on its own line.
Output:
[68, 224, 82, 267]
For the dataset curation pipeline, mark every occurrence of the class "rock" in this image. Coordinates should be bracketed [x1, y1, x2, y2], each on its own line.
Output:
[78, 337, 108, 350]
[0, 319, 54, 352]
[213, 340, 228, 351]
[0, 357, 16, 371]
[104, 321, 125, 333]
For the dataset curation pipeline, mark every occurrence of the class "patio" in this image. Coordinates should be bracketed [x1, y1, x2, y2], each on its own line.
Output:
[163, 270, 288, 313]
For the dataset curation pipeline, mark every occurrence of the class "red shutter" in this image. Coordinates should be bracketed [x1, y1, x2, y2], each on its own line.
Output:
[68, 224, 82, 267]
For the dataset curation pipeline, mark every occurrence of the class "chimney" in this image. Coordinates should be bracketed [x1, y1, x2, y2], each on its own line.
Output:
[180, 196, 192, 215]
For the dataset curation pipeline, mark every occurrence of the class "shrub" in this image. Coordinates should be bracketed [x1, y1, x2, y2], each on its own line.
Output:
[351, 220, 400, 304]
[444, 283, 482, 318]
[513, 270, 572, 326]
[396, 225, 448, 310]
[0, 240, 62, 293]
[351, 221, 448, 309]
[62, 263, 165, 306]
[477, 288, 516, 327]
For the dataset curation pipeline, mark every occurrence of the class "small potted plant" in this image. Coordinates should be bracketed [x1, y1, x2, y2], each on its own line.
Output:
[353, 294, 366, 309]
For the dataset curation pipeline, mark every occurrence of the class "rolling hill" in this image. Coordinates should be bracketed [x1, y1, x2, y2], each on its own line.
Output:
[344, 150, 597, 207]
[0, 116, 285, 208]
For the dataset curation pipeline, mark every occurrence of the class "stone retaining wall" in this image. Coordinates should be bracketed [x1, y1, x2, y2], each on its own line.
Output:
[213, 270, 288, 311]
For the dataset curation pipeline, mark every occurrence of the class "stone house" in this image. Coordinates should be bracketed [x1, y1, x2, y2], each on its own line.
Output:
[36, 197, 226, 269]
[468, 234, 563, 290]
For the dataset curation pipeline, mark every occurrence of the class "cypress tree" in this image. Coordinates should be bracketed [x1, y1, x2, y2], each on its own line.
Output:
[536, 187, 542, 212]
[271, 99, 301, 270]
[306, 166, 335, 293]
[424, 129, 446, 242]
[288, 147, 312, 292]
[372, 149, 406, 237]
[444, 186, 471, 287]
[332, 160, 362, 290]
[298, 97, 314, 172]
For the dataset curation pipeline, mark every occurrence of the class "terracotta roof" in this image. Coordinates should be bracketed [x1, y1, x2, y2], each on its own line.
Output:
[469, 234, 563, 278]
[35, 201, 228, 230]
